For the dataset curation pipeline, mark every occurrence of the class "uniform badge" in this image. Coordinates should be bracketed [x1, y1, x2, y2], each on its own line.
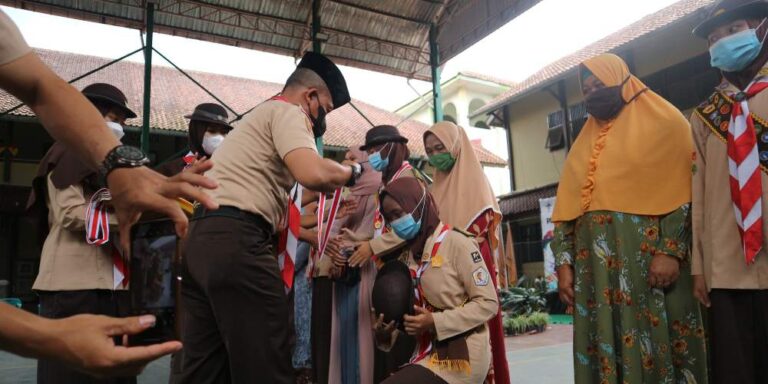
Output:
[472, 267, 489, 286]
[471, 251, 482, 264]
[431, 254, 443, 267]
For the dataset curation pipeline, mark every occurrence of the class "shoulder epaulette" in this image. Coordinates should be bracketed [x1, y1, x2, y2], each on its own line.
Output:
[452, 227, 475, 238]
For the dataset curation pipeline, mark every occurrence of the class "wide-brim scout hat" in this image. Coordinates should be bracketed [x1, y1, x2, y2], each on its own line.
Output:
[693, 0, 768, 38]
[371, 260, 414, 328]
[297, 51, 351, 109]
[184, 103, 233, 130]
[82, 83, 137, 119]
[359, 125, 409, 151]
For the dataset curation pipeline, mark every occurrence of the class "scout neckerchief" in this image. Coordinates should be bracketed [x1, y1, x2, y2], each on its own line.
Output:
[410, 223, 451, 365]
[696, 77, 768, 264]
[85, 188, 128, 289]
[277, 183, 303, 291]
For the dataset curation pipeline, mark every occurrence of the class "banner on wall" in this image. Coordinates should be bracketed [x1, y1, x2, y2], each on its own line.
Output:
[539, 197, 557, 292]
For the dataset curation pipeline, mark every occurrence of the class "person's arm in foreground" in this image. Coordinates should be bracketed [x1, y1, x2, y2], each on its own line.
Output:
[0, 304, 181, 378]
[0, 51, 219, 247]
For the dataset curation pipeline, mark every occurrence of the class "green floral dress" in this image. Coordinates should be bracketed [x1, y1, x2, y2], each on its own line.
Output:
[552, 204, 707, 384]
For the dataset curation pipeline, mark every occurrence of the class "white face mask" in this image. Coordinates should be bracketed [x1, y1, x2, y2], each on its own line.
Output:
[202, 133, 225, 155]
[106, 121, 125, 140]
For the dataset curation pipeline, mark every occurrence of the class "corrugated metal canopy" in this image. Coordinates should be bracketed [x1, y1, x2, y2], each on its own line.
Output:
[0, 0, 540, 81]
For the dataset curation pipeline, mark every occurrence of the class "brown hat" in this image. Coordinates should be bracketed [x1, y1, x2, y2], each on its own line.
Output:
[82, 83, 136, 118]
[359, 125, 408, 151]
[693, 0, 768, 38]
[184, 103, 233, 130]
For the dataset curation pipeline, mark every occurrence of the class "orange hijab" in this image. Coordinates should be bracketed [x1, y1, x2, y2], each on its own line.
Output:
[552, 54, 692, 222]
[426, 122, 502, 248]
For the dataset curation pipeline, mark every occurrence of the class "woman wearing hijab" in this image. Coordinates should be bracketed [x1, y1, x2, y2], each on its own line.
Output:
[318, 147, 382, 384]
[423, 121, 509, 384]
[551, 54, 707, 383]
[373, 177, 498, 384]
[156, 103, 233, 176]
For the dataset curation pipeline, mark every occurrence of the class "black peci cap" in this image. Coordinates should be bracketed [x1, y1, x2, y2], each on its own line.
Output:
[297, 51, 351, 109]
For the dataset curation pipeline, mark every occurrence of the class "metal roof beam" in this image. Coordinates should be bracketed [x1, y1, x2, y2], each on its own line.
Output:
[327, 0, 430, 25]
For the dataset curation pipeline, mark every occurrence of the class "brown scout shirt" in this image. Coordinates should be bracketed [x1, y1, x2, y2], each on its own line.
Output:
[33, 174, 120, 291]
[0, 10, 31, 66]
[207, 99, 317, 231]
[416, 224, 498, 384]
[691, 66, 768, 290]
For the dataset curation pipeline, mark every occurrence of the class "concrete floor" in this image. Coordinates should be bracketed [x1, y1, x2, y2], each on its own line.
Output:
[0, 325, 574, 384]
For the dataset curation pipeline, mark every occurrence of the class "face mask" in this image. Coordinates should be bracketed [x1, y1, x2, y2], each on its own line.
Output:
[202, 133, 225, 155]
[106, 121, 124, 140]
[428, 152, 456, 172]
[309, 94, 327, 138]
[369, 143, 391, 171]
[390, 189, 426, 241]
[709, 23, 766, 72]
[585, 76, 630, 121]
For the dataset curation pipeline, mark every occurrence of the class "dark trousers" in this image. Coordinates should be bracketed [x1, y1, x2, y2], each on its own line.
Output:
[380, 365, 447, 384]
[174, 215, 293, 384]
[311, 277, 333, 384]
[709, 289, 768, 384]
[37, 290, 135, 384]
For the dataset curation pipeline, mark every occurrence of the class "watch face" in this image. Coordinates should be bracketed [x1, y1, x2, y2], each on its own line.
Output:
[116, 145, 147, 161]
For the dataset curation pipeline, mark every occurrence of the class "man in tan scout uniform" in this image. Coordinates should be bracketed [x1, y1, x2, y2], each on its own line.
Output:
[175, 52, 362, 384]
[690, 1, 768, 382]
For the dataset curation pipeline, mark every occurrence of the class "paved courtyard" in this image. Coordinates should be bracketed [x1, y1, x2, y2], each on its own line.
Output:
[0, 325, 574, 383]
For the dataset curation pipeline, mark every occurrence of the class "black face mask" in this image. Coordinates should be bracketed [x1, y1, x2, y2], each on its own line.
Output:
[585, 76, 631, 121]
[310, 95, 327, 138]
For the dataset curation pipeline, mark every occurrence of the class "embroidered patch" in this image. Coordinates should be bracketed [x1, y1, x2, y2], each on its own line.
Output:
[473, 267, 489, 286]
[471, 251, 482, 264]
[432, 254, 443, 268]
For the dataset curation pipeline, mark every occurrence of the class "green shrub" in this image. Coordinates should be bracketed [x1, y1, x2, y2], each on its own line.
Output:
[503, 311, 550, 336]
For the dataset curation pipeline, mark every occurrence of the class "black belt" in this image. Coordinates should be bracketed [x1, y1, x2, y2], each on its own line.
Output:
[192, 205, 270, 228]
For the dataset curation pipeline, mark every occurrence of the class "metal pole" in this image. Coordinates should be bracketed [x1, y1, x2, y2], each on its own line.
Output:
[141, 2, 155, 154]
[503, 107, 516, 191]
[429, 24, 443, 123]
[312, 0, 323, 156]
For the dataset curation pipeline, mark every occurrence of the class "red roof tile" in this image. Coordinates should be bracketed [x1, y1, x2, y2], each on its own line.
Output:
[0, 48, 506, 166]
[498, 182, 558, 217]
[473, 0, 715, 118]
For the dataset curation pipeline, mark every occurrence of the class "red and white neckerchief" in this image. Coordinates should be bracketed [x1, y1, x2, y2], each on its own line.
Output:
[727, 79, 768, 265]
[277, 183, 303, 291]
[372, 161, 413, 237]
[410, 224, 451, 364]
[182, 151, 197, 169]
[85, 188, 128, 289]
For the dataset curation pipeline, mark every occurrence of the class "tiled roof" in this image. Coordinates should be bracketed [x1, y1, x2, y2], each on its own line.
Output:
[498, 182, 558, 217]
[458, 71, 516, 87]
[0, 48, 506, 166]
[473, 0, 715, 118]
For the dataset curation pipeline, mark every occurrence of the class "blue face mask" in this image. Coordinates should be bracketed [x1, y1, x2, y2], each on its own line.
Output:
[710, 24, 766, 72]
[390, 190, 426, 240]
[369, 143, 391, 171]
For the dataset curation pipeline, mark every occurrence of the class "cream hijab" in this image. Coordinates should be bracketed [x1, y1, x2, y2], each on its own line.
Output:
[426, 121, 502, 247]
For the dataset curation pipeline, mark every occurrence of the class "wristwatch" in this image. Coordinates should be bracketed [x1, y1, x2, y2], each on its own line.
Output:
[346, 162, 363, 187]
[99, 145, 150, 185]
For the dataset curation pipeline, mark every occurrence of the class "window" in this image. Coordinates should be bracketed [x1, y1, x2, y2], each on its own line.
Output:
[468, 98, 489, 128]
[545, 110, 565, 151]
[569, 102, 588, 141]
[443, 103, 457, 124]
